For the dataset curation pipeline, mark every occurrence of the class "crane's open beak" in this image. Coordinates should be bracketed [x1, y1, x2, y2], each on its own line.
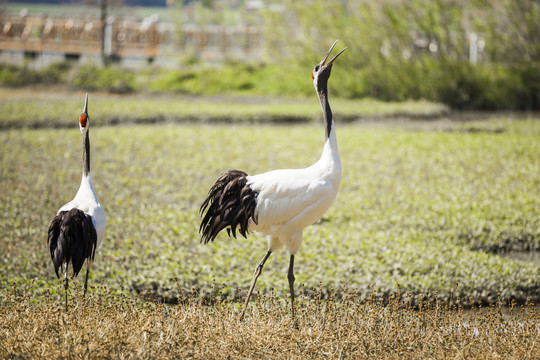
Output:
[321, 40, 347, 67]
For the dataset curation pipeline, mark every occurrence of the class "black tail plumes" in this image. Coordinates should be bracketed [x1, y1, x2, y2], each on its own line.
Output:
[48, 208, 97, 278]
[199, 170, 258, 244]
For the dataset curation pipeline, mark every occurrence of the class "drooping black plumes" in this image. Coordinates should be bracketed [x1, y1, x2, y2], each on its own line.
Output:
[199, 170, 259, 244]
[48, 208, 97, 278]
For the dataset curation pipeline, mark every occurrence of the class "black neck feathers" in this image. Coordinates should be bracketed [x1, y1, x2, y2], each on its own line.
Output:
[317, 83, 333, 139]
[83, 130, 90, 176]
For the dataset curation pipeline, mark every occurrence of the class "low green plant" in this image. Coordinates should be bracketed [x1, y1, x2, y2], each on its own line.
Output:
[71, 64, 139, 93]
[0, 89, 449, 129]
[0, 62, 69, 87]
[0, 117, 538, 306]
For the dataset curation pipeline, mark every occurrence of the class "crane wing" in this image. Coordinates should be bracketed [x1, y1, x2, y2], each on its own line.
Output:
[48, 208, 97, 278]
[248, 168, 334, 227]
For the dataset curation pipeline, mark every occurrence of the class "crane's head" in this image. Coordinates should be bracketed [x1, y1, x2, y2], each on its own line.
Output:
[79, 93, 89, 135]
[312, 40, 347, 91]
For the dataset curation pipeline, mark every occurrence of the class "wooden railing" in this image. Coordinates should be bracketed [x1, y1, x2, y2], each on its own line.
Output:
[0, 13, 261, 61]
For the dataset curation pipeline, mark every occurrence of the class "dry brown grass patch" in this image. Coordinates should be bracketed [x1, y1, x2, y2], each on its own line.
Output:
[0, 286, 538, 359]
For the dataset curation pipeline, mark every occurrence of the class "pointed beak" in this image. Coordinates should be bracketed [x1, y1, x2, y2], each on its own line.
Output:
[320, 40, 347, 67]
[79, 93, 89, 129]
[83, 93, 88, 115]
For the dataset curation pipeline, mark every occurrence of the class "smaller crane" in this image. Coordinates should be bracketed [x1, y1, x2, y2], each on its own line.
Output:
[48, 94, 106, 311]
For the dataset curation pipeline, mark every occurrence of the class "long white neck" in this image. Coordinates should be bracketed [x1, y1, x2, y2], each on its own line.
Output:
[74, 172, 99, 204]
[318, 123, 341, 179]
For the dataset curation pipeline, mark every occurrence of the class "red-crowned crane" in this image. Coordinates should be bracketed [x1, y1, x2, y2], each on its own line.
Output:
[199, 41, 346, 325]
[47, 94, 106, 311]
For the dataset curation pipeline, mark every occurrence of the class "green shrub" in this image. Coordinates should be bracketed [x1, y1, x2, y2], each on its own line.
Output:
[149, 63, 313, 97]
[513, 62, 540, 110]
[343, 57, 533, 110]
[40, 61, 71, 84]
[0, 64, 22, 86]
[0, 62, 70, 87]
[262, 0, 540, 110]
[71, 65, 138, 93]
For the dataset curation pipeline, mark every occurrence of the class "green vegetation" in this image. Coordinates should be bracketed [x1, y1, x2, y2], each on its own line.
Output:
[0, 88, 448, 129]
[1, 0, 538, 111]
[262, 0, 540, 110]
[0, 55, 535, 112]
[0, 62, 69, 87]
[0, 114, 538, 306]
[0, 62, 138, 93]
[72, 65, 139, 93]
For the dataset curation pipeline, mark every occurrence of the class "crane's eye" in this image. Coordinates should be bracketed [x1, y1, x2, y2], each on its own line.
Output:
[314, 65, 320, 72]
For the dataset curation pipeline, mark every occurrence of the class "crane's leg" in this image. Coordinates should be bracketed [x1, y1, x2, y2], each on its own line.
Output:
[63, 263, 69, 312]
[239, 250, 272, 321]
[83, 260, 92, 298]
[288, 254, 298, 329]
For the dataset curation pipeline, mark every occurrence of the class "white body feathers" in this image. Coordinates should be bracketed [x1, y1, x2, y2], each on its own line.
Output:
[247, 127, 341, 254]
[58, 172, 106, 250]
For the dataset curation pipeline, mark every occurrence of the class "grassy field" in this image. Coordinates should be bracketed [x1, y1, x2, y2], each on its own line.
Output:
[0, 92, 539, 358]
[0, 88, 449, 129]
[1, 110, 538, 303]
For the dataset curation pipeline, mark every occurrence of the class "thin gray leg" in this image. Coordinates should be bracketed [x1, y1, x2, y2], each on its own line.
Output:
[288, 254, 298, 329]
[83, 260, 91, 298]
[63, 263, 69, 312]
[239, 250, 272, 321]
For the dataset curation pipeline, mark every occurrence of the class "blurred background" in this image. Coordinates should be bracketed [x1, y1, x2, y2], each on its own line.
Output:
[0, 0, 538, 110]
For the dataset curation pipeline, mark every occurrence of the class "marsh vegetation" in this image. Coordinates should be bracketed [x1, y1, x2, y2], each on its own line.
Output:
[0, 92, 538, 358]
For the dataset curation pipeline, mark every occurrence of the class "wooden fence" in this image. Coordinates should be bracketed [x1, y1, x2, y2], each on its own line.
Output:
[0, 13, 261, 61]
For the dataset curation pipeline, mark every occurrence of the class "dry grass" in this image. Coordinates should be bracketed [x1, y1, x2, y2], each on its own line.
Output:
[1, 285, 538, 359]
